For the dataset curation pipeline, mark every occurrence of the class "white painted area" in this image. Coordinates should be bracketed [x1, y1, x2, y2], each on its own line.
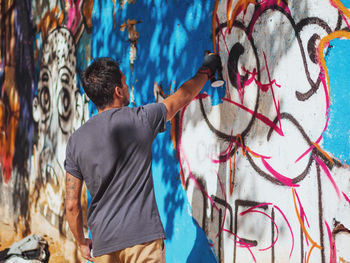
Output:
[180, 0, 350, 262]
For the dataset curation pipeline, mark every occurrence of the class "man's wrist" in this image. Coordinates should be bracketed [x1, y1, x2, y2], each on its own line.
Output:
[77, 236, 88, 247]
[197, 66, 212, 80]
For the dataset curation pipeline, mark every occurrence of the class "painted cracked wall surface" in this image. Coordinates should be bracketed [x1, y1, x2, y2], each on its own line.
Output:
[1, 0, 350, 263]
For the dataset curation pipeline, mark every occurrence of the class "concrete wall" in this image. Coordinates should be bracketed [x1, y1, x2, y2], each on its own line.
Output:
[1, 0, 350, 262]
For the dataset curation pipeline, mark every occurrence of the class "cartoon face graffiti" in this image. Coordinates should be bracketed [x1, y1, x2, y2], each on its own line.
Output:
[176, 1, 350, 262]
[32, 27, 83, 222]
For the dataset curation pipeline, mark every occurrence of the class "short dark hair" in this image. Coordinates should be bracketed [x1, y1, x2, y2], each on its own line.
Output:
[81, 57, 122, 109]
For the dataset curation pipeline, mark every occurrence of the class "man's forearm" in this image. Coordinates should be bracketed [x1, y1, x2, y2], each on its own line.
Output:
[178, 72, 208, 100]
[162, 72, 208, 121]
[66, 203, 86, 245]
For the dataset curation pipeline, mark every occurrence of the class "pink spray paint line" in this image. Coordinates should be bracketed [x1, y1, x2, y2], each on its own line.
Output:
[239, 202, 272, 216]
[223, 97, 284, 136]
[294, 189, 310, 246]
[325, 220, 335, 263]
[295, 140, 316, 163]
[223, 228, 257, 262]
[334, 241, 337, 263]
[236, 72, 245, 104]
[217, 130, 235, 159]
[216, 172, 228, 238]
[263, 52, 283, 133]
[342, 192, 350, 206]
[319, 69, 331, 109]
[240, 202, 294, 259]
[313, 154, 341, 200]
[341, 13, 350, 29]
[216, 15, 230, 55]
[240, 209, 279, 251]
[237, 53, 283, 134]
[294, 189, 310, 228]
[226, 54, 282, 116]
[248, 0, 291, 39]
[211, 133, 271, 164]
[261, 157, 300, 187]
[294, 132, 325, 163]
[242, 67, 281, 92]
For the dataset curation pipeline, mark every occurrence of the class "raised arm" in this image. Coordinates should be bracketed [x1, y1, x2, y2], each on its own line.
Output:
[162, 52, 222, 121]
[65, 172, 94, 261]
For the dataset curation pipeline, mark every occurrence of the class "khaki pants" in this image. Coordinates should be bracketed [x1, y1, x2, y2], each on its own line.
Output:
[94, 239, 166, 263]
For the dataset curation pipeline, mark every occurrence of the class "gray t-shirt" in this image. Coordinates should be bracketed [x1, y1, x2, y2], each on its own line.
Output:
[64, 103, 167, 257]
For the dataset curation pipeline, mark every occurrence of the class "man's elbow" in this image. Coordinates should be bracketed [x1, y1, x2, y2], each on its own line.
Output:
[66, 199, 80, 213]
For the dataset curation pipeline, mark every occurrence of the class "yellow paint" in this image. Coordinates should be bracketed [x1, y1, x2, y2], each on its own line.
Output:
[318, 31, 350, 99]
[228, 0, 257, 30]
[292, 188, 322, 250]
[306, 243, 317, 263]
[340, 257, 350, 263]
[228, 134, 262, 194]
[318, 0, 350, 100]
[312, 142, 335, 165]
[83, 0, 94, 30]
[36, 7, 64, 40]
[332, 0, 350, 19]
[212, 0, 257, 53]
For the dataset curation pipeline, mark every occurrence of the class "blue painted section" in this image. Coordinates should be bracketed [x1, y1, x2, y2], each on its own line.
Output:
[90, 0, 219, 261]
[323, 39, 350, 164]
[341, 0, 350, 7]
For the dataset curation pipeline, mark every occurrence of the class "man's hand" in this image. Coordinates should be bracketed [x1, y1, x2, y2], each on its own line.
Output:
[198, 51, 223, 79]
[79, 238, 94, 261]
[65, 173, 94, 261]
[162, 51, 223, 121]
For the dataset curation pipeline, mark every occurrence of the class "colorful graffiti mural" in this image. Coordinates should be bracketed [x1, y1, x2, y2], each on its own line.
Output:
[1, 0, 350, 262]
[0, 0, 34, 233]
[30, 0, 92, 235]
[0, 0, 20, 184]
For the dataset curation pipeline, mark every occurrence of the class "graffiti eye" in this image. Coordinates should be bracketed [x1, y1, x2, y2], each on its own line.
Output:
[41, 72, 49, 82]
[39, 86, 51, 113]
[60, 73, 70, 85]
[57, 88, 72, 134]
[58, 88, 71, 121]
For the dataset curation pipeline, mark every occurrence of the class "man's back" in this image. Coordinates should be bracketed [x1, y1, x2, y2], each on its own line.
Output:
[64, 103, 167, 257]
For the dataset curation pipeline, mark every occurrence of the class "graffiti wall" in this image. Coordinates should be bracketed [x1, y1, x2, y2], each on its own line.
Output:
[1, 0, 350, 262]
[178, 0, 350, 262]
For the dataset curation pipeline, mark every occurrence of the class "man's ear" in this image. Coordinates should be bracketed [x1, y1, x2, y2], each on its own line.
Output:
[114, 86, 123, 98]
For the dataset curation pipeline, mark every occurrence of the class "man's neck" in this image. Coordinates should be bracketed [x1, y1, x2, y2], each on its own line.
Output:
[98, 103, 123, 114]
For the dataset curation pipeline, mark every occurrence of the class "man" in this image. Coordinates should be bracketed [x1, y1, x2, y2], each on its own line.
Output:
[65, 54, 222, 262]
